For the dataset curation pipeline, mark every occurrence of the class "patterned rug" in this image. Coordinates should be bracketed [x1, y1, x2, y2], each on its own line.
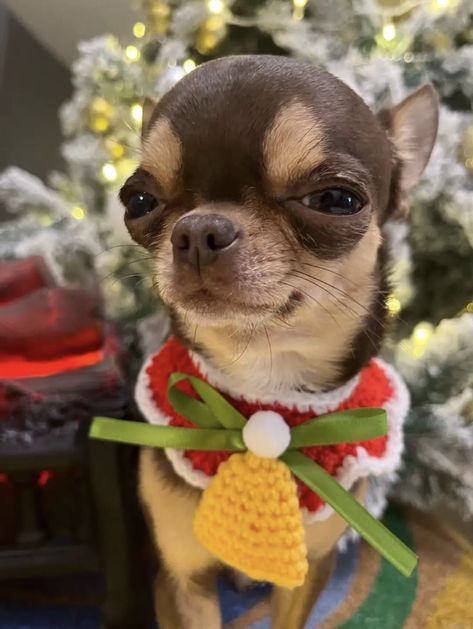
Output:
[1, 506, 472, 629]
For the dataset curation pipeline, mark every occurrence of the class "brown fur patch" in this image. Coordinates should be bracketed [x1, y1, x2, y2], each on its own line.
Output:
[263, 101, 326, 193]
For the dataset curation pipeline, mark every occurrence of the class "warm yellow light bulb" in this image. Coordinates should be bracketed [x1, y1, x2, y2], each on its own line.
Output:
[105, 138, 125, 160]
[386, 295, 401, 316]
[382, 22, 396, 41]
[207, 0, 224, 14]
[125, 45, 141, 62]
[102, 163, 118, 182]
[413, 322, 434, 343]
[71, 206, 86, 221]
[38, 215, 53, 226]
[293, 0, 308, 7]
[90, 115, 110, 134]
[130, 103, 143, 123]
[183, 58, 196, 73]
[133, 22, 146, 38]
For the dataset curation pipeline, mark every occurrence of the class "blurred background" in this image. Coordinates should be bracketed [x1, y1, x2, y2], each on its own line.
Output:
[0, 1, 472, 627]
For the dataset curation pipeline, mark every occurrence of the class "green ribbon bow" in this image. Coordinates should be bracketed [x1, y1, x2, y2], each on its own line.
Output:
[90, 372, 417, 578]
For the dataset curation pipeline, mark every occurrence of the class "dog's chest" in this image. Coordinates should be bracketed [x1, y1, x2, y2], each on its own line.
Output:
[136, 337, 409, 524]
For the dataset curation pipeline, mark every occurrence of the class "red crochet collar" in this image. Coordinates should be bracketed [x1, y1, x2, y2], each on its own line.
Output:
[135, 338, 409, 522]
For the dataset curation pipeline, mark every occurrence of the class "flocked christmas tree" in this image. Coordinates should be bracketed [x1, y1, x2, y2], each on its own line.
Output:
[0, 0, 472, 522]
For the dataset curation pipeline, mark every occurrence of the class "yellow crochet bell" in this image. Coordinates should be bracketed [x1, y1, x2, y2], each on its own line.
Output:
[193, 451, 309, 588]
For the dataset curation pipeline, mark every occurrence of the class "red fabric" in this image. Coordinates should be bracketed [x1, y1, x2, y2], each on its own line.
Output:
[0, 257, 54, 306]
[146, 338, 394, 514]
[0, 287, 104, 378]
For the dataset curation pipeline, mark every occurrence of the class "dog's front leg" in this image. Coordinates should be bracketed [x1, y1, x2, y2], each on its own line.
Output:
[139, 448, 222, 629]
[154, 564, 220, 629]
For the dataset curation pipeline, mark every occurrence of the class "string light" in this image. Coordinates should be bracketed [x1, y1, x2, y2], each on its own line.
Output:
[408, 322, 434, 359]
[125, 45, 141, 62]
[386, 295, 401, 316]
[104, 138, 125, 160]
[431, 0, 450, 10]
[382, 22, 397, 41]
[292, 0, 307, 20]
[38, 215, 53, 226]
[183, 58, 196, 73]
[133, 22, 146, 38]
[102, 162, 118, 182]
[88, 97, 114, 133]
[413, 323, 433, 343]
[207, 0, 224, 14]
[71, 206, 86, 221]
[90, 116, 110, 133]
[130, 103, 143, 123]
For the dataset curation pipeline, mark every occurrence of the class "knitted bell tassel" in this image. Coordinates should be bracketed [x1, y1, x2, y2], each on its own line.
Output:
[193, 411, 309, 588]
[194, 452, 308, 588]
[90, 373, 418, 586]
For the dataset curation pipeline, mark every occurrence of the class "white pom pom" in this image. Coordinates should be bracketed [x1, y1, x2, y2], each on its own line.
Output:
[242, 411, 291, 459]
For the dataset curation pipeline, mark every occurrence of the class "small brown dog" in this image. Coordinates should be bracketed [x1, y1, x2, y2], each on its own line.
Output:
[121, 55, 438, 628]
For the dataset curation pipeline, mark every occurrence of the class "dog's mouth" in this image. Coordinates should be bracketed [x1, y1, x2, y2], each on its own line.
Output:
[162, 275, 301, 326]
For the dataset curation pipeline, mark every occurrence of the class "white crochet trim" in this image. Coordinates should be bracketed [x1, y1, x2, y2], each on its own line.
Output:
[135, 354, 409, 522]
[190, 351, 361, 415]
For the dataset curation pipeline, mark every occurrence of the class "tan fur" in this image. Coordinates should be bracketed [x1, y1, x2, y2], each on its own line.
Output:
[140, 448, 367, 628]
[189, 216, 381, 393]
[142, 117, 182, 197]
[124, 59, 438, 629]
[263, 102, 326, 193]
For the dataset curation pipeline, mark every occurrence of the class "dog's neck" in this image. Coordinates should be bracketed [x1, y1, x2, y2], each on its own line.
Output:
[173, 268, 387, 398]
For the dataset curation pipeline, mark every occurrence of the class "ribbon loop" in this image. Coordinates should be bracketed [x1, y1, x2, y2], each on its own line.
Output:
[168, 373, 246, 429]
[89, 371, 418, 580]
[289, 408, 388, 448]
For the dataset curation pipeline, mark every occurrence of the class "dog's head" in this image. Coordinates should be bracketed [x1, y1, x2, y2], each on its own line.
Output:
[121, 55, 438, 393]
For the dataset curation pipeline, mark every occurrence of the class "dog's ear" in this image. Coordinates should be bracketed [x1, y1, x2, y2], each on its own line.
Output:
[378, 85, 439, 193]
[142, 97, 156, 141]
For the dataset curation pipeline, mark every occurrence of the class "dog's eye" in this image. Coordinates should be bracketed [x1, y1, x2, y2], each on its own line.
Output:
[302, 189, 363, 216]
[125, 192, 162, 219]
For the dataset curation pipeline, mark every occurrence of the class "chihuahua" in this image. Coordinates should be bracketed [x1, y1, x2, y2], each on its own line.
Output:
[121, 55, 438, 628]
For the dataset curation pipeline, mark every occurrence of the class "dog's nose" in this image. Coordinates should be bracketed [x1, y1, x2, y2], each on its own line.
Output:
[171, 214, 239, 271]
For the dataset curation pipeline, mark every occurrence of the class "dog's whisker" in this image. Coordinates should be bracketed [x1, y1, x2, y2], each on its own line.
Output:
[289, 272, 382, 352]
[223, 325, 256, 368]
[280, 281, 343, 331]
[94, 243, 143, 258]
[288, 259, 357, 286]
[291, 268, 387, 328]
[263, 324, 273, 385]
